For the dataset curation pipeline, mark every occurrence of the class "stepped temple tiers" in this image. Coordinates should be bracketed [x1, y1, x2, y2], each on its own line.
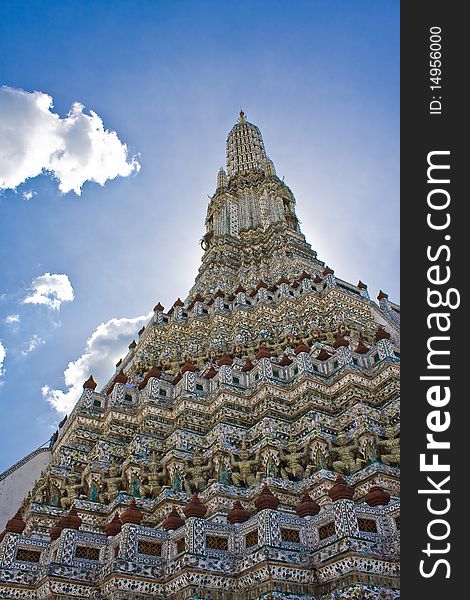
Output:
[0, 112, 400, 599]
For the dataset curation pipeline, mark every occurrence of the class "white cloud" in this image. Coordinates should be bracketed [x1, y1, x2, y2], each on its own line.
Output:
[0, 341, 5, 379]
[21, 335, 45, 356]
[23, 273, 74, 310]
[0, 86, 140, 195]
[42, 312, 152, 414]
[5, 314, 20, 324]
[22, 190, 36, 200]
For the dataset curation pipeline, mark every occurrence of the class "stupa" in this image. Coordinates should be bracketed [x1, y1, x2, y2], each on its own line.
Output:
[0, 112, 400, 599]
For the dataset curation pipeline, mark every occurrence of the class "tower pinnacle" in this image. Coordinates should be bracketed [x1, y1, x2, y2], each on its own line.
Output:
[226, 113, 268, 177]
[193, 116, 319, 295]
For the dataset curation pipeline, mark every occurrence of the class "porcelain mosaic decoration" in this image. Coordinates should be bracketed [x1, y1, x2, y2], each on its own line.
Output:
[0, 113, 400, 599]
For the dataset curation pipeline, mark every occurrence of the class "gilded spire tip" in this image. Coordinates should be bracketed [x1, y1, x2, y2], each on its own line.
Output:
[239, 109, 246, 123]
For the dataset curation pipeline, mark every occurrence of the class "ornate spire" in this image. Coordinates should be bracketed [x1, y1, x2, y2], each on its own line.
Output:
[216, 167, 228, 190]
[191, 115, 321, 296]
[226, 113, 269, 177]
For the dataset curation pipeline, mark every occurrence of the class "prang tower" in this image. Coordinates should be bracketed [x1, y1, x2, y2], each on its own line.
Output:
[0, 113, 400, 599]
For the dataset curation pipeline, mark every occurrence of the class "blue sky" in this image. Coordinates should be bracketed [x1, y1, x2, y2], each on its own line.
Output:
[0, 0, 399, 470]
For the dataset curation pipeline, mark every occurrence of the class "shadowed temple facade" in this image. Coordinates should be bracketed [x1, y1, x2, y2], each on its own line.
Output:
[0, 113, 400, 599]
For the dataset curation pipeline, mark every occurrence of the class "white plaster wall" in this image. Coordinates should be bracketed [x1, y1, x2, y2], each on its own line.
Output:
[0, 448, 51, 531]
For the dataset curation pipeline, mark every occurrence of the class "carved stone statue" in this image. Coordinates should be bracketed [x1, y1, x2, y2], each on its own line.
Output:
[329, 432, 365, 474]
[49, 478, 62, 507]
[257, 446, 280, 479]
[172, 471, 183, 492]
[88, 478, 101, 502]
[379, 425, 400, 466]
[358, 430, 379, 465]
[266, 455, 279, 478]
[33, 472, 50, 504]
[280, 437, 307, 480]
[305, 426, 329, 474]
[82, 470, 105, 503]
[60, 470, 84, 509]
[142, 452, 168, 498]
[184, 449, 212, 493]
[210, 452, 232, 485]
[310, 446, 327, 471]
[104, 458, 126, 501]
[218, 462, 231, 485]
[126, 465, 144, 498]
[230, 440, 260, 487]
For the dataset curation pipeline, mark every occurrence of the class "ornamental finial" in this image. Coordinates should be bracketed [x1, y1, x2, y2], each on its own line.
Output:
[239, 109, 246, 123]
